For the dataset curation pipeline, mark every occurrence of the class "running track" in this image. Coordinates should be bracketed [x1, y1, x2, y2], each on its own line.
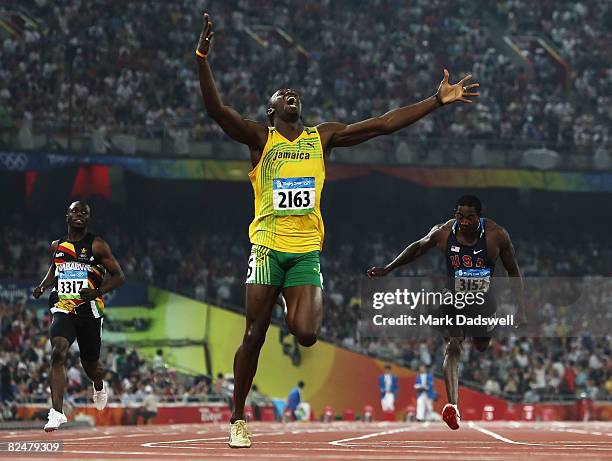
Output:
[1, 421, 612, 460]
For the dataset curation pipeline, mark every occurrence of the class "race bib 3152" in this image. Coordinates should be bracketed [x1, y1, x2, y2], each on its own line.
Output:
[454, 268, 491, 293]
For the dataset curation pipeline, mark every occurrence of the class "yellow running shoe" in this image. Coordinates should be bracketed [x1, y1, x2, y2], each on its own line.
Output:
[228, 419, 252, 448]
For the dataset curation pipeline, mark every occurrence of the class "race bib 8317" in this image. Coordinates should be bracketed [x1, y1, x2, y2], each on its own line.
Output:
[57, 269, 88, 299]
[273, 177, 315, 216]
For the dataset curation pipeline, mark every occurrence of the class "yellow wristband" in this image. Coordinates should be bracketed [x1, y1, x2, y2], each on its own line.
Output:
[195, 49, 207, 59]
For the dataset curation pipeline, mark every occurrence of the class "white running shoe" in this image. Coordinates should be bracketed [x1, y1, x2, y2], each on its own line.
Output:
[442, 403, 461, 430]
[93, 382, 108, 410]
[44, 408, 67, 432]
[228, 419, 252, 448]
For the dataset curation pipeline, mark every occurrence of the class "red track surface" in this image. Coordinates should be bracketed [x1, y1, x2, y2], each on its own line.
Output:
[1, 421, 612, 460]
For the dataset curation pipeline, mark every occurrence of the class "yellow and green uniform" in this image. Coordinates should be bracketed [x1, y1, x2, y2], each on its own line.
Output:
[247, 126, 325, 287]
[51, 233, 106, 318]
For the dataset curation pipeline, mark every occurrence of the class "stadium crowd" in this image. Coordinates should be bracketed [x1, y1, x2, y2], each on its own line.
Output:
[1, 209, 611, 405]
[1, 0, 610, 156]
[1, 0, 611, 421]
[0, 297, 234, 421]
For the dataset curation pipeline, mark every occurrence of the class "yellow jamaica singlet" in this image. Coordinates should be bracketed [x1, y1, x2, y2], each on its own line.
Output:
[248, 126, 325, 253]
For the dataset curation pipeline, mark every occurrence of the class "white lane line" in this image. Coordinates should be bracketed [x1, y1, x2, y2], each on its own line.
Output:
[61, 449, 214, 456]
[329, 424, 416, 446]
[54, 452, 522, 460]
[61, 448, 513, 458]
[469, 422, 612, 450]
[60, 434, 115, 441]
[553, 428, 603, 436]
[468, 421, 544, 446]
[142, 430, 290, 448]
[142, 436, 226, 447]
[144, 423, 428, 451]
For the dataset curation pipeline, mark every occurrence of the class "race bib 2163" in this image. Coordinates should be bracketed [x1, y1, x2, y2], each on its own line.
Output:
[272, 177, 315, 216]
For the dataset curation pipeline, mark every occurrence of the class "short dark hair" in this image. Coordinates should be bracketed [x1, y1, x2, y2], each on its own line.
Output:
[298, 381, 305, 388]
[384, 365, 391, 370]
[455, 195, 482, 214]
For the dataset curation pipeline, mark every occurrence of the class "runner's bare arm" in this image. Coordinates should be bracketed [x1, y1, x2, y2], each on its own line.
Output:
[367, 224, 446, 277]
[32, 240, 59, 298]
[79, 238, 125, 302]
[319, 70, 479, 149]
[196, 13, 267, 149]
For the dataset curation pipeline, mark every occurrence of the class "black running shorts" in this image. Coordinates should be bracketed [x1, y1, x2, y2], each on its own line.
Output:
[50, 312, 103, 361]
